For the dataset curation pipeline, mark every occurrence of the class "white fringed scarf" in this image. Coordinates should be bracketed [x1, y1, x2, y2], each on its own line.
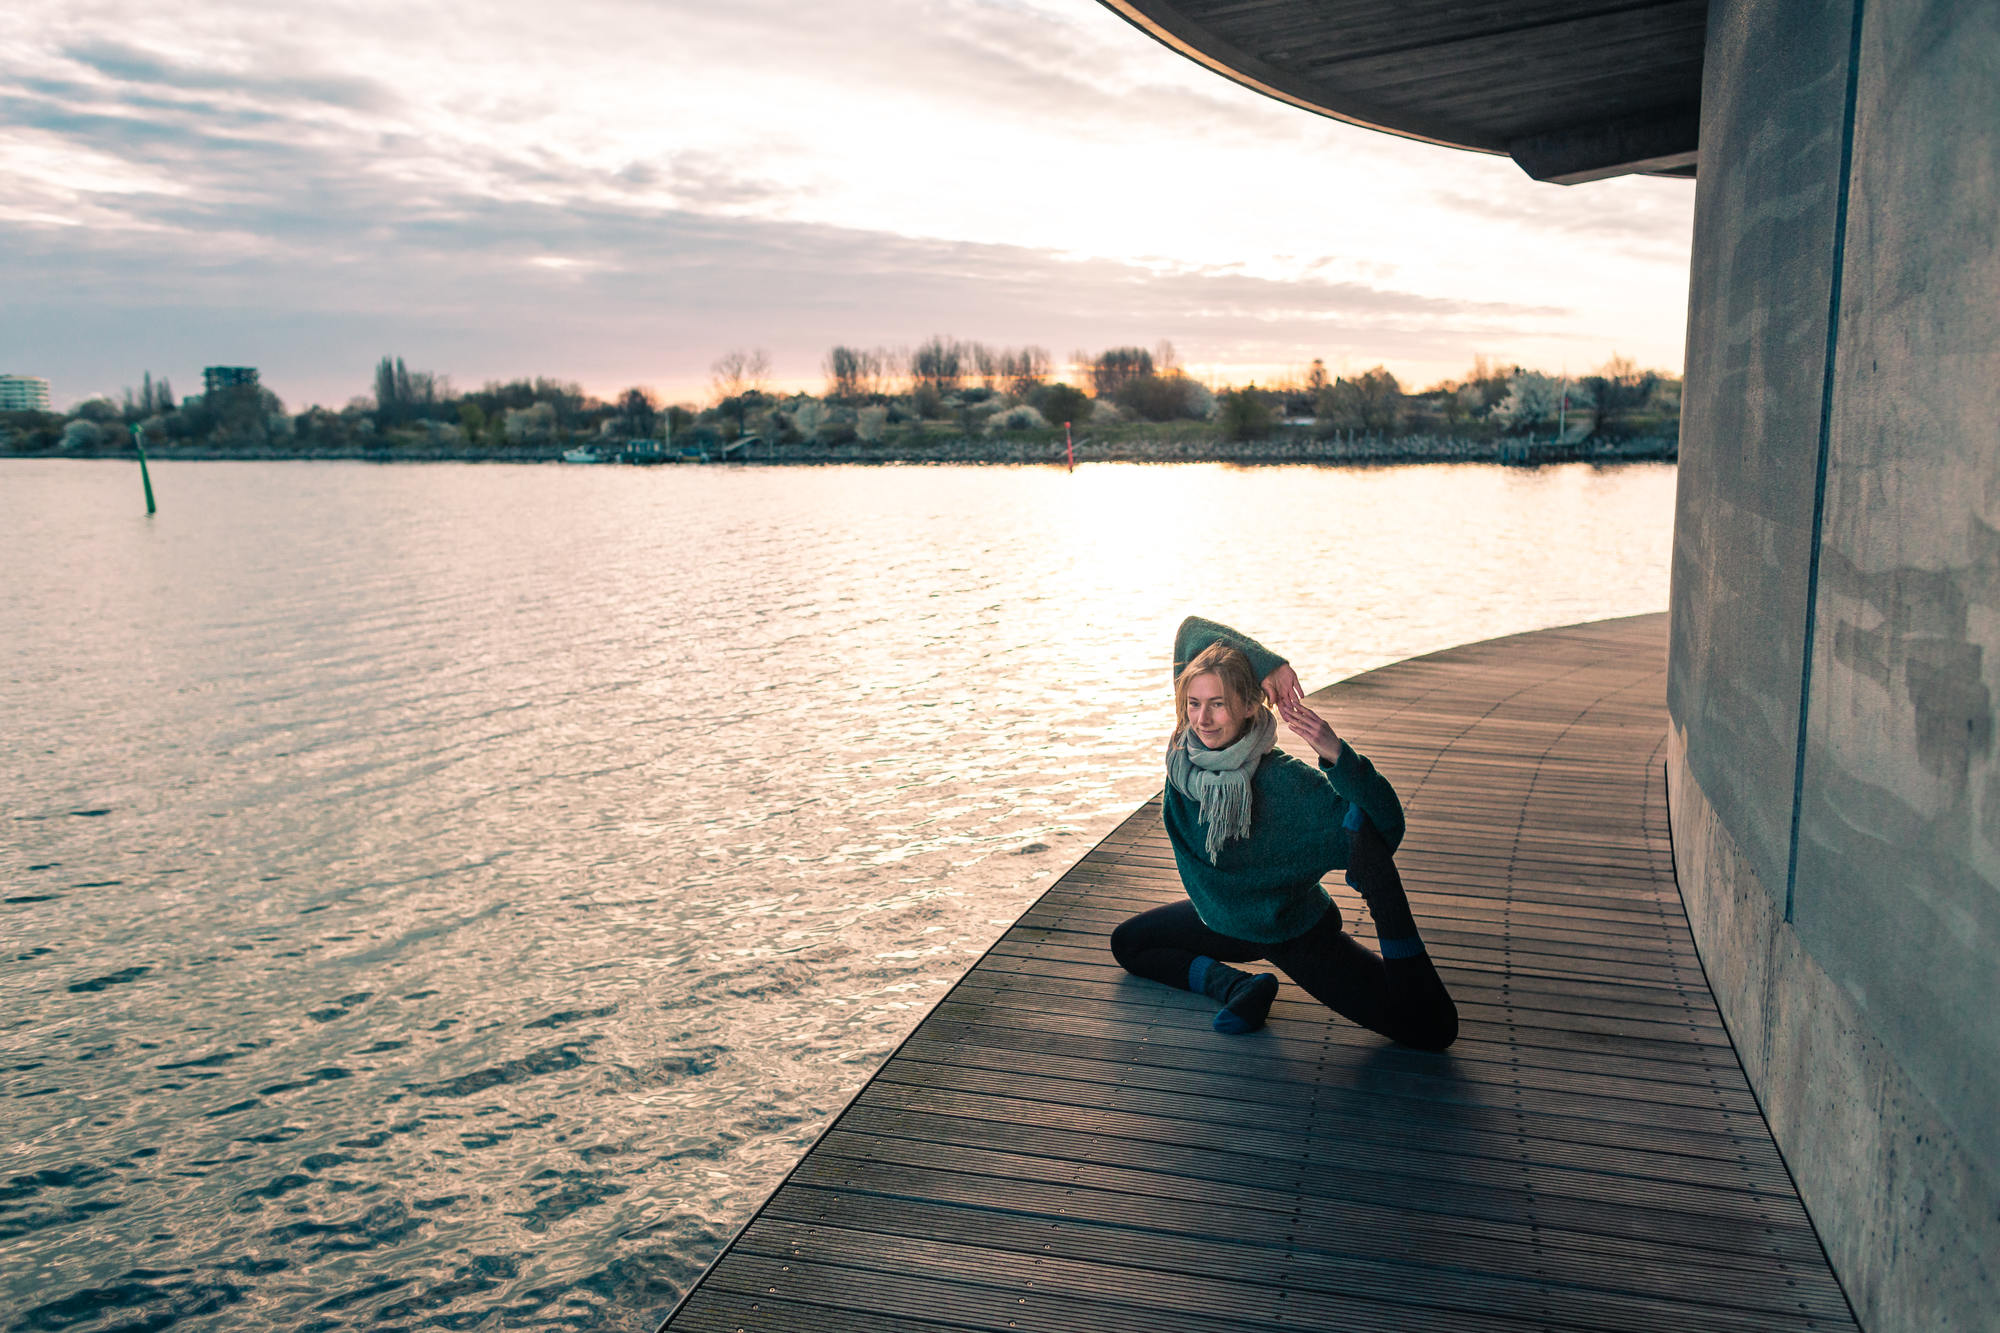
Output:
[1166, 709, 1276, 862]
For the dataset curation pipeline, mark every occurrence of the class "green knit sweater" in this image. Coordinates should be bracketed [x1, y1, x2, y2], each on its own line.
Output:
[1164, 616, 1406, 944]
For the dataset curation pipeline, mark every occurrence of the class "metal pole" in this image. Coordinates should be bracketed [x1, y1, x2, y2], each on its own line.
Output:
[131, 425, 156, 515]
[1064, 421, 1074, 472]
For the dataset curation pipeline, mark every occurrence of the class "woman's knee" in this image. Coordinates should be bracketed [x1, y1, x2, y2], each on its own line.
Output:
[1108, 915, 1146, 972]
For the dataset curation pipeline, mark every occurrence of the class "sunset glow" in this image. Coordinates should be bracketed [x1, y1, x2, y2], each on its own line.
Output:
[2, 0, 1696, 408]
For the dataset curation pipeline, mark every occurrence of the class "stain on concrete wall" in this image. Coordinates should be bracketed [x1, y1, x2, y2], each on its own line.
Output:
[1667, 0, 1854, 904]
[1794, 0, 2000, 1203]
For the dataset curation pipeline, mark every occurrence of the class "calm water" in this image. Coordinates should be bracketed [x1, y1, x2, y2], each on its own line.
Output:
[1, 459, 1674, 1330]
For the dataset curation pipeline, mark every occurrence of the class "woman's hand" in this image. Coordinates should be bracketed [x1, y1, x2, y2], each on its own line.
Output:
[1276, 695, 1343, 765]
[1261, 663, 1303, 709]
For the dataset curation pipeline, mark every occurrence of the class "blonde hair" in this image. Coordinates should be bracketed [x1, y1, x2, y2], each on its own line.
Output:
[1172, 641, 1268, 743]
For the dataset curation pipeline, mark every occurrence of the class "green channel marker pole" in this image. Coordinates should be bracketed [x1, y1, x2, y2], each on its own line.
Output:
[131, 425, 157, 515]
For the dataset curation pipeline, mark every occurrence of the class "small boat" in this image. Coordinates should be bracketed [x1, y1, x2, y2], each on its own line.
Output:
[561, 446, 607, 464]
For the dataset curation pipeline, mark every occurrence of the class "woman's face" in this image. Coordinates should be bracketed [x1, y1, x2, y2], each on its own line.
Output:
[1185, 672, 1257, 749]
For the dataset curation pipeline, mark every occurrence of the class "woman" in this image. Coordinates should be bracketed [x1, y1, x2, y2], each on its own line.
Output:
[1109, 616, 1458, 1050]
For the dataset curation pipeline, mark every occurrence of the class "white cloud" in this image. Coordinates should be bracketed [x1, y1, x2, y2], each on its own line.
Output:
[0, 0, 1694, 407]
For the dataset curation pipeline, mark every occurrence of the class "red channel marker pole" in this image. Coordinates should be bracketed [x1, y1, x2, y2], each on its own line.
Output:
[1065, 421, 1073, 473]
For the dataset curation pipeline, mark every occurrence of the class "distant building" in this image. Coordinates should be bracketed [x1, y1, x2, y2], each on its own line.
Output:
[0, 375, 53, 412]
[203, 366, 259, 395]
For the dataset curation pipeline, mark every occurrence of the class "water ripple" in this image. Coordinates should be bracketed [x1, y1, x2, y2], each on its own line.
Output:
[0, 459, 1674, 1329]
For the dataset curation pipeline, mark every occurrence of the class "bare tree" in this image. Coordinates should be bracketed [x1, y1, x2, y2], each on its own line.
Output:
[710, 348, 772, 403]
[825, 346, 867, 400]
[1001, 346, 1051, 396]
[374, 356, 403, 421]
[371, 355, 445, 424]
[530, 377, 584, 426]
[909, 336, 965, 393]
[1582, 353, 1654, 436]
[617, 387, 659, 436]
[1085, 347, 1155, 398]
[1317, 367, 1406, 432]
[870, 346, 900, 396]
[970, 342, 999, 390]
[826, 345, 896, 399]
[126, 371, 176, 419]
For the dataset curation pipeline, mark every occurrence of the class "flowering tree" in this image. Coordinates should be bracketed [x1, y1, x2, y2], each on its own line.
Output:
[1491, 372, 1593, 433]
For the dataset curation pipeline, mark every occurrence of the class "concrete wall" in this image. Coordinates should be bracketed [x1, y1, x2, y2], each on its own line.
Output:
[1669, 0, 1854, 906]
[1668, 0, 2000, 1328]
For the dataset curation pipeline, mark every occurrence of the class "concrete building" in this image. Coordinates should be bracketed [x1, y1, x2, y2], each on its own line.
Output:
[0, 374, 53, 412]
[202, 366, 259, 395]
[1106, 2, 1998, 1329]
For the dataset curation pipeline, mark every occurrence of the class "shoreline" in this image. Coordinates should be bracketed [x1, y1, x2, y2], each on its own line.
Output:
[6, 433, 1677, 467]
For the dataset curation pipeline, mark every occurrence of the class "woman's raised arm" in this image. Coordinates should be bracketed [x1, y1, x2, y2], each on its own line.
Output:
[1174, 616, 1300, 705]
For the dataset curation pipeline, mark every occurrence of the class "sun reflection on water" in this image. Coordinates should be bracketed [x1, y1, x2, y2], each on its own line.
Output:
[0, 458, 1674, 1330]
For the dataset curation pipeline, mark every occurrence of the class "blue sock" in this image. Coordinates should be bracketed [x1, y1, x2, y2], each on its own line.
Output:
[1212, 974, 1279, 1034]
[1188, 954, 1278, 1034]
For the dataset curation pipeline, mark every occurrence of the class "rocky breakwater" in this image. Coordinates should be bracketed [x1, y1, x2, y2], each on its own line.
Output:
[742, 432, 1679, 466]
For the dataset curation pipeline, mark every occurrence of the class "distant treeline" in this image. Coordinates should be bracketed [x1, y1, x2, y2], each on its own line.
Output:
[0, 343, 1679, 458]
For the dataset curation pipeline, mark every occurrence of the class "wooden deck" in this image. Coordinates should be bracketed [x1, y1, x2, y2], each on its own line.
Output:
[660, 614, 1858, 1333]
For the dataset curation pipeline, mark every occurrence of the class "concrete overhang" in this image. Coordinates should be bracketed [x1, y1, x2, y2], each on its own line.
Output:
[1097, 0, 1706, 184]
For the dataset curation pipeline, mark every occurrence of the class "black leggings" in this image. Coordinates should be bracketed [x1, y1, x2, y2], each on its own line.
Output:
[1110, 900, 1459, 1051]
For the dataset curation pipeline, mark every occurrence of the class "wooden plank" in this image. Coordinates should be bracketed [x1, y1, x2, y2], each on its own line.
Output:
[730, 1211, 1828, 1333]
[914, 996, 1762, 1115]
[884, 1035, 1767, 1156]
[848, 1082, 1794, 1198]
[658, 615, 1858, 1332]
[751, 1188, 1848, 1330]
[964, 953, 1734, 1040]
[820, 1113, 1818, 1292]
[943, 972, 1763, 1093]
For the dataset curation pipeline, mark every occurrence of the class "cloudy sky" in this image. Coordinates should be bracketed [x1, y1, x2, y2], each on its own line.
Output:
[3, 0, 1697, 410]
